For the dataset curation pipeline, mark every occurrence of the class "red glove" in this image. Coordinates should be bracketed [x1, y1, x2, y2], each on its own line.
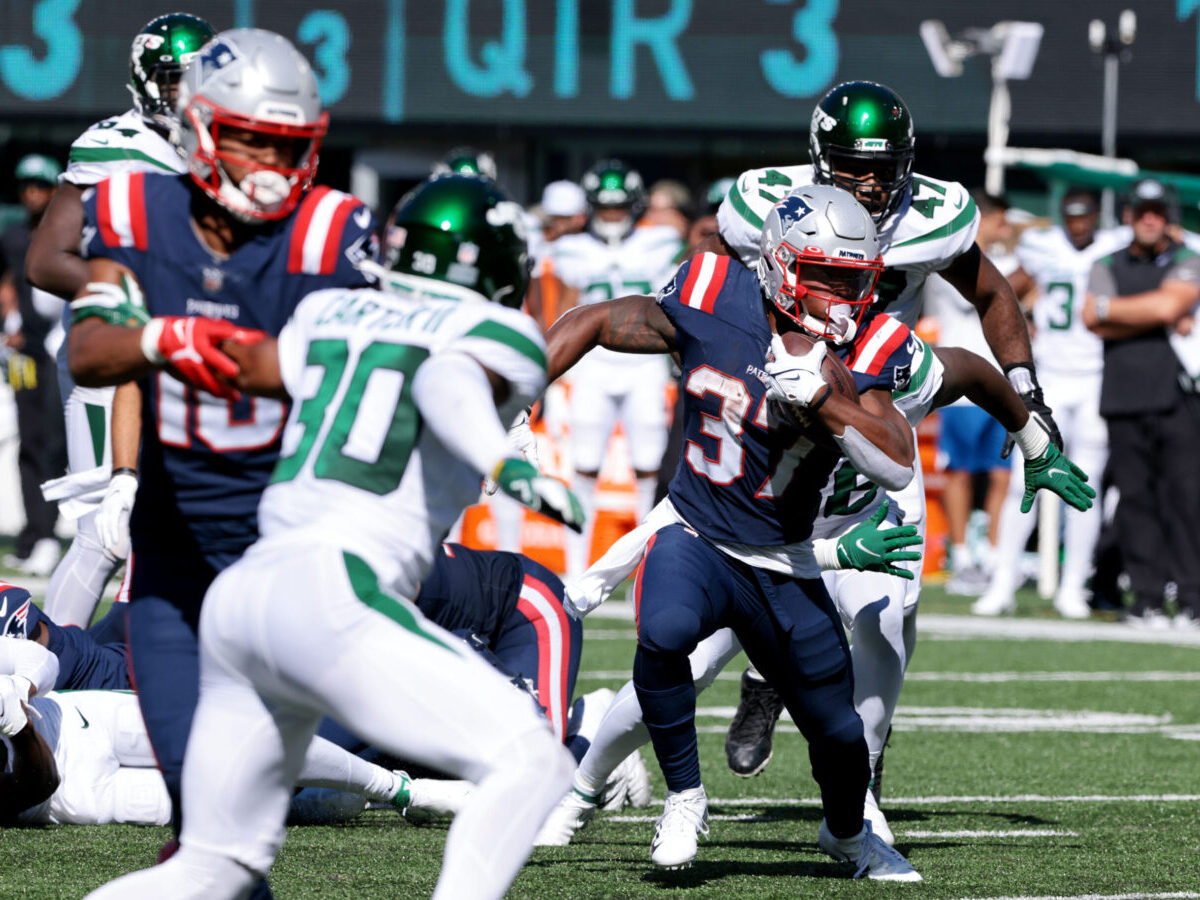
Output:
[141, 316, 266, 400]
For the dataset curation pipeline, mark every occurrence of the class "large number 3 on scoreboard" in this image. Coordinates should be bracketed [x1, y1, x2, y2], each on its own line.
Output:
[156, 372, 287, 451]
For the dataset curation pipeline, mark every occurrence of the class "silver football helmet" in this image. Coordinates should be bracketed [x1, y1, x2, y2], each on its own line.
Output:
[175, 28, 327, 222]
[758, 184, 883, 344]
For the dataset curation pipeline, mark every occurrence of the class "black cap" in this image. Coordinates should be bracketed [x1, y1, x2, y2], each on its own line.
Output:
[1129, 179, 1174, 220]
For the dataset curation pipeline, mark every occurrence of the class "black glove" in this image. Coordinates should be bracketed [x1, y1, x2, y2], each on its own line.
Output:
[1002, 363, 1064, 455]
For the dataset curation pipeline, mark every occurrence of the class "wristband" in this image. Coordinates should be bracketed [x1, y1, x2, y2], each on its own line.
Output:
[1010, 416, 1051, 459]
[812, 537, 841, 571]
[1002, 362, 1038, 395]
[1095, 296, 1112, 323]
[111, 467, 138, 480]
[140, 318, 166, 365]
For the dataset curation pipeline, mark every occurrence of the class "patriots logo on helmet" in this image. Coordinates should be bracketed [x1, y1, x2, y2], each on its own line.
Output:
[0, 583, 34, 639]
[198, 40, 239, 80]
[776, 193, 814, 226]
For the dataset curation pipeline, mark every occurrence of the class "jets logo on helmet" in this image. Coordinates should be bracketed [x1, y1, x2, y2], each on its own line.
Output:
[758, 184, 883, 345]
[129, 13, 216, 130]
[364, 174, 531, 308]
[809, 80, 916, 225]
[582, 159, 646, 244]
[176, 28, 328, 222]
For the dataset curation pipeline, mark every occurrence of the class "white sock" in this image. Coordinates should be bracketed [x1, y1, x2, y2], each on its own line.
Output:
[847, 586, 907, 760]
[574, 680, 652, 797]
[950, 543, 971, 572]
[297, 735, 398, 801]
[43, 510, 120, 627]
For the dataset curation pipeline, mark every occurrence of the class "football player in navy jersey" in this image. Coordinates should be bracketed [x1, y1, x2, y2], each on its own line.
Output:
[64, 28, 377, 842]
[544, 184, 922, 879]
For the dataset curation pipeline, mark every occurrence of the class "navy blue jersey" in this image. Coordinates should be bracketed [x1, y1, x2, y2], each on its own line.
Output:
[416, 544, 524, 643]
[0, 588, 128, 691]
[81, 172, 377, 556]
[658, 253, 902, 546]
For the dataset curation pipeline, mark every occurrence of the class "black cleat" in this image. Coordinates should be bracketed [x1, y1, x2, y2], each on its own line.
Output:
[725, 670, 786, 777]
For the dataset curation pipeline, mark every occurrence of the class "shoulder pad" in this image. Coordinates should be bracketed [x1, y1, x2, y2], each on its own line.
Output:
[288, 187, 371, 275]
[95, 172, 150, 250]
[845, 314, 913, 379]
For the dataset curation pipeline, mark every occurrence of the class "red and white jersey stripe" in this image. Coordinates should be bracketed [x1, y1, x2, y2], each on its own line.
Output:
[848, 314, 909, 376]
[515, 573, 572, 742]
[96, 172, 149, 250]
[287, 186, 363, 276]
[679, 252, 729, 314]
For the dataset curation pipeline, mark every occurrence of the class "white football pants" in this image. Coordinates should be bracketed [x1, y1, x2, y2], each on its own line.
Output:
[86, 538, 573, 900]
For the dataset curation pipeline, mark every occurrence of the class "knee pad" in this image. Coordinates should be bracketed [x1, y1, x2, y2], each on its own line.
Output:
[638, 607, 703, 656]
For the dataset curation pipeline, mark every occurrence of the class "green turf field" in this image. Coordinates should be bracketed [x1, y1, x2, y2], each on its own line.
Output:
[3, 570, 1198, 898]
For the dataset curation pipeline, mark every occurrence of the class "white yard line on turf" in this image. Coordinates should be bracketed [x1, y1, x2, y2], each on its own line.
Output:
[706, 794, 1200, 806]
[902, 829, 1077, 838]
[584, 607, 1200, 646]
[957, 894, 1200, 900]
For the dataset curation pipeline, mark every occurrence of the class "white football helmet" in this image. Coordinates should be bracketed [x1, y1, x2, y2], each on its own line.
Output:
[175, 28, 327, 222]
[758, 184, 883, 344]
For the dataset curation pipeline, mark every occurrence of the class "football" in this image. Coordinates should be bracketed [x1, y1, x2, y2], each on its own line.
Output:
[778, 329, 859, 404]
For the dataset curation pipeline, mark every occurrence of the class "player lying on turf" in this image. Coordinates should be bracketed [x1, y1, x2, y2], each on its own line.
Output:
[85, 174, 585, 900]
[0, 583, 429, 827]
[538, 183, 926, 879]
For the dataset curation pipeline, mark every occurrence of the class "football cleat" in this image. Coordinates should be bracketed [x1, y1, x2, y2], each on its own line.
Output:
[534, 787, 600, 846]
[1053, 591, 1092, 620]
[602, 750, 653, 811]
[863, 790, 894, 847]
[395, 772, 472, 825]
[971, 589, 1016, 616]
[818, 819, 921, 882]
[650, 787, 709, 870]
[725, 670, 785, 777]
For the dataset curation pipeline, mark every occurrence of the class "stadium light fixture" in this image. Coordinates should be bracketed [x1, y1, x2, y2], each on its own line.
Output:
[919, 19, 1044, 195]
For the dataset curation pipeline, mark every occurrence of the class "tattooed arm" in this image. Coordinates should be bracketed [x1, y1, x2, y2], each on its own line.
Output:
[545, 295, 678, 384]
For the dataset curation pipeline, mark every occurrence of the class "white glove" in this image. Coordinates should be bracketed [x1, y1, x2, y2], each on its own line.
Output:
[484, 409, 539, 496]
[0, 674, 34, 737]
[95, 471, 138, 562]
[762, 333, 829, 407]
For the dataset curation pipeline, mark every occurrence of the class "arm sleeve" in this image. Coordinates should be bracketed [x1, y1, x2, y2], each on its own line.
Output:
[0, 638, 59, 697]
[412, 351, 511, 478]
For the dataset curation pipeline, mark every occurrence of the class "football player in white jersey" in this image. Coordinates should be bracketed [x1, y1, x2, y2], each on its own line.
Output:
[547, 160, 683, 574]
[84, 175, 584, 900]
[975, 191, 1126, 618]
[0, 635, 452, 828]
[712, 81, 1068, 804]
[27, 13, 216, 629]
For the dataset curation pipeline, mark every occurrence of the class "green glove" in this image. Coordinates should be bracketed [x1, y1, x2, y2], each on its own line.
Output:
[834, 500, 923, 580]
[1022, 444, 1096, 513]
[493, 458, 585, 533]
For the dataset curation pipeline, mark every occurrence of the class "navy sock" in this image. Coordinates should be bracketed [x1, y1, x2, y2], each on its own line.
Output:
[634, 647, 700, 792]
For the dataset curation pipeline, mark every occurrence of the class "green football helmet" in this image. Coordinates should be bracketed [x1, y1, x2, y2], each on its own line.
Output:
[809, 81, 915, 225]
[129, 13, 216, 128]
[375, 174, 530, 307]
[432, 147, 498, 181]
[581, 159, 645, 212]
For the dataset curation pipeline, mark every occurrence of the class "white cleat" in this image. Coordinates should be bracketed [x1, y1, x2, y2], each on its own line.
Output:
[818, 819, 921, 882]
[398, 773, 472, 825]
[1054, 592, 1092, 620]
[971, 590, 1016, 617]
[602, 750, 653, 811]
[863, 790, 894, 847]
[534, 788, 599, 846]
[650, 787, 709, 870]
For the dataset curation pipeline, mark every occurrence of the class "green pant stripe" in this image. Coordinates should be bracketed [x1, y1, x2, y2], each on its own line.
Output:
[341, 551, 455, 653]
[85, 403, 106, 467]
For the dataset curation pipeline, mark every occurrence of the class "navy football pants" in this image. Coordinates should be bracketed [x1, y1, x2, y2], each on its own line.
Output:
[632, 524, 869, 838]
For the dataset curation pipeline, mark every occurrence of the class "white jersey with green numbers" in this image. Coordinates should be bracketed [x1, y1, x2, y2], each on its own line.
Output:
[717, 164, 979, 328]
[62, 108, 184, 187]
[810, 330, 944, 540]
[548, 224, 681, 375]
[1015, 225, 1127, 377]
[258, 287, 547, 596]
